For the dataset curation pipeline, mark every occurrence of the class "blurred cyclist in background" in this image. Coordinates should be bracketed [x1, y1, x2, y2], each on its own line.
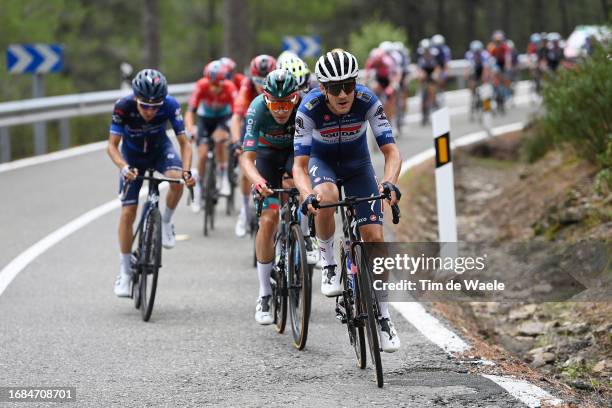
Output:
[220, 57, 246, 93]
[544, 32, 565, 73]
[417, 38, 440, 125]
[185, 60, 237, 212]
[365, 47, 399, 123]
[431, 34, 451, 104]
[231, 55, 277, 237]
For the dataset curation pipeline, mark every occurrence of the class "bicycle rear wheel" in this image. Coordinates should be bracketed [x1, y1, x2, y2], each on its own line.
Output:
[203, 160, 216, 236]
[140, 209, 162, 322]
[354, 243, 383, 388]
[288, 224, 311, 350]
[341, 249, 367, 369]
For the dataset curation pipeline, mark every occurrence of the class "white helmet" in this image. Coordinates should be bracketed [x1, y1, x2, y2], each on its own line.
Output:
[277, 51, 299, 67]
[315, 50, 359, 83]
[279, 55, 310, 88]
[547, 32, 561, 42]
[379, 41, 394, 51]
[470, 40, 484, 52]
[432, 34, 445, 46]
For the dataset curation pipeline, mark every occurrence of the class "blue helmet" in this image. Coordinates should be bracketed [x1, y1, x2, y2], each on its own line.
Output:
[132, 69, 168, 103]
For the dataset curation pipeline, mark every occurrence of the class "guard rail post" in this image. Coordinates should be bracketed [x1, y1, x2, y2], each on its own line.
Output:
[0, 128, 10, 163]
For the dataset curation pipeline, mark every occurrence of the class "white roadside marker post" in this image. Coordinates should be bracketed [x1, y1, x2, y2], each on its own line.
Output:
[480, 83, 494, 136]
[432, 108, 458, 266]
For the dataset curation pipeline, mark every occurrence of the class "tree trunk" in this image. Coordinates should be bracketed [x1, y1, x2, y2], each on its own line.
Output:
[559, 0, 569, 36]
[436, 0, 446, 35]
[601, 0, 609, 22]
[142, 0, 160, 69]
[464, 0, 477, 49]
[208, 0, 218, 59]
[502, 0, 511, 38]
[223, 0, 250, 69]
[531, 0, 545, 33]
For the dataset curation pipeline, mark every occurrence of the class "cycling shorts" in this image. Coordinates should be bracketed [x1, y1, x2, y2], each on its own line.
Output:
[255, 147, 293, 210]
[308, 157, 383, 226]
[119, 143, 183, 206]
[197, 115, 231, 146]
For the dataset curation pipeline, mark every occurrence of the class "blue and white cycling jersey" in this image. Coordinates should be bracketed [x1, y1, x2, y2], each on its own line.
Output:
[110, 94, 185, 156]
[294, 84, 394, 166]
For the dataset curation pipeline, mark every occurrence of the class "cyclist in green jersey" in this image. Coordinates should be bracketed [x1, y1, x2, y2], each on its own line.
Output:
[240, 69, 302, 324]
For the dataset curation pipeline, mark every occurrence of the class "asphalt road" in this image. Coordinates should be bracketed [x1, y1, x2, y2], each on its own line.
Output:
[0, 85, 543, 407]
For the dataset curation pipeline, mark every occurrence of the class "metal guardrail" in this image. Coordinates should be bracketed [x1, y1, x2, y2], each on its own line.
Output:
[0, 57, 527, 163]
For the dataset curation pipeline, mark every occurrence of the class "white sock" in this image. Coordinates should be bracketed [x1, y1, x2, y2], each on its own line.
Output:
[162, 207, 175, 223]
[257, 261, 273, 297]
[242, 194, 250, 209]
[317, 236, 335, 267]
[299, 212, 309, 236]
[119, 253, 131, 274]
[379, 301, 391, 319]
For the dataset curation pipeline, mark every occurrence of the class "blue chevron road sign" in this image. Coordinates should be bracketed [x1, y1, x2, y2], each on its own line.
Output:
[282, 36, 321, 58]
[6, 44, 64, 74]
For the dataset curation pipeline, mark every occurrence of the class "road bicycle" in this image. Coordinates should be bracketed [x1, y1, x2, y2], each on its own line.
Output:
[255, 188, 313, 349]
[120, 169, 192, 322]
[312, 180, 400, 387]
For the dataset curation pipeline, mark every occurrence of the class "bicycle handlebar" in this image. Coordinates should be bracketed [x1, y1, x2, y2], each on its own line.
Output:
[314, 193, 401, 225]
[120, 174, 194, 203]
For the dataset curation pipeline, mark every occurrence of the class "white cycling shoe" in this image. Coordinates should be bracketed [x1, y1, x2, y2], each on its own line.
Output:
[219, 175, 231, 197]
[304, 236, 320, 265]
[378, 317, 401, 353]
[321, 265, 342, 297]
[255, 295, 273, 325]
[162, 222, 176, 249]
[114, 270, 132, 297]
[235, 208, 247, 238]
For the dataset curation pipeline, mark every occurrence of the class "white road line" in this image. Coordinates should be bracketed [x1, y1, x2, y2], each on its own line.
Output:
[0, 198, 120, 296]
[482, 375, 563, 407]
[0, 141, 107, 173]
[393, 120, 564, 407]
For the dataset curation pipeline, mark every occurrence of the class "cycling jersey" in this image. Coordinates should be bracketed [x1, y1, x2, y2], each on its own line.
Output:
[230, 72, 246, 93]
[434, 44, 451, 68]
[233, 78, 259, 118]
[242, 94, 297, 152]
[110, 94, 184, 205]
[418, 54, 438, 79]
[188, 78, 237, 118]
[545, 45, 564, 71]
[110, 95, 185, 156]
[294, 84, 394, 166]
[365, 53, 397, 80]
[487, 42, 511, 69]
[465, 50, 489, 79]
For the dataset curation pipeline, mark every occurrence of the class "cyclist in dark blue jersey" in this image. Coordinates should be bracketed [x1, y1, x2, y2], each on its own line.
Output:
[293, 50, 402, 352]
[107, 69, 194, 297]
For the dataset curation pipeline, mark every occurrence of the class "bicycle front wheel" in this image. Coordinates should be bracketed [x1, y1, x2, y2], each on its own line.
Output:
[288, 224, 311, 350]
[272, 235, 287, 334]
[341, 250, 366, 369]
[140, 208, 162, 322]
[203, 161, 216, 236]
[354, 243, 383, 388]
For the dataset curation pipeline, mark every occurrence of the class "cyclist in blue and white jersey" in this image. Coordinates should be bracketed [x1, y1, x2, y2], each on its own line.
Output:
[107, 69, 195, 297]
[293, 50, 402, 352]
[465, 40, 490, 88]
[431, 34, 451, 97]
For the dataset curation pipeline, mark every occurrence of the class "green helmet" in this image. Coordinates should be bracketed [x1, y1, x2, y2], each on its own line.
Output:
[263, 69, 298, 98]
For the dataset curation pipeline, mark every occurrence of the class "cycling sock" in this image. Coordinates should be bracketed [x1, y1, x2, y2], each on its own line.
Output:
[379, 301, 391, 319]
[317, 236, 335, 267]
[119, 253, 131, 273]
[242, 194, 250, 209]
[162, 207, 175, 223]
[257, 261, 273, 297]
[299, 212, 309, 236]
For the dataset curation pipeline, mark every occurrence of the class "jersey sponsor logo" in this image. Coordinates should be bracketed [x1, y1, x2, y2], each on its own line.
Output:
[112, 114, 123, 124]
[309, 165, 318, 176]
[245, 140, 255, 147]
[356, 91, 372, 103]
[375, 106, 388, 122]
[167, 153, 175, 159]
[324, 114, 331, 121]
[304, 98, 320, 111]
[369, 214, 378, 222]
[296, 116, 304, 129]
[314, 177, 321, 183]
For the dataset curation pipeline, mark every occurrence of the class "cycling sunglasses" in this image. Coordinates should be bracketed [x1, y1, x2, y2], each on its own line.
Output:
[325, 80, 356, 97]
[252, 76, 265, 86]
[264, 93, 299, 113]
[137, 99, 163, 110]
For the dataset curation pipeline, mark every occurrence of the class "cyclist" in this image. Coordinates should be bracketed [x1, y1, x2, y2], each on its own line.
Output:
[240, 69, 301, 324]
[487, 30, 513, 108]
[544, 32, 565, 73]
[231, 54, 277, 237]
[527, 33, 543, 94]
[293, 50, 402, 352]
[107, 69, 195, 297]
[365, 47, 399, 121]
[417, 39, 440, 125]
[464, 40, 490, 115]
[431, 34, 451, 100]
[185, 60, 237, 212]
